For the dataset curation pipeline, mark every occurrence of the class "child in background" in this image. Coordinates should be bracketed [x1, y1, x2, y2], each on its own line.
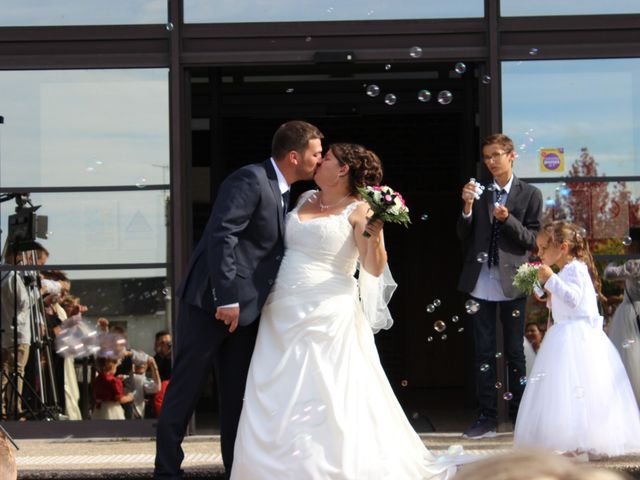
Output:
[514, 220, 640, 457]
[128, 354, 161, 418]
[92, 356, 133, 420]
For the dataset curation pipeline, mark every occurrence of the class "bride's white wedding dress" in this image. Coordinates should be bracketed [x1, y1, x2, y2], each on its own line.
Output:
[231, 191, 458, 480]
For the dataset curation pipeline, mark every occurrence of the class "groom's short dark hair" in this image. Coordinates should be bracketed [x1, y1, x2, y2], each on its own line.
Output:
[271, 120, 323, 161]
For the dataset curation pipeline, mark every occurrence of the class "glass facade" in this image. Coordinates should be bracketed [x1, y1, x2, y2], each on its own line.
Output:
[503, 58, 640, 249]
[184, 0, 483, 23]
[501, 0, 640, 17]
[0, 70, 169, 188]
[1, 0, 639, 435]
[0, 68, 170, 422]
[0, 190, 169, 269]
[0, 0, 167, 26]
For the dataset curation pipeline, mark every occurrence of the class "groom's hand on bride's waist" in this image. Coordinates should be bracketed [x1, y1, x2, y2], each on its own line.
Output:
[215, 306, 240, 333]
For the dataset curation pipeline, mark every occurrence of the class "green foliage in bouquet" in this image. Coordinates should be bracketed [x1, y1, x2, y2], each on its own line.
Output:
[512, 263, 542, 296]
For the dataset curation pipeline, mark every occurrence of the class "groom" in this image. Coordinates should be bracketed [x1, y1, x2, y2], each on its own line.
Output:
[154, 120, 324, 479]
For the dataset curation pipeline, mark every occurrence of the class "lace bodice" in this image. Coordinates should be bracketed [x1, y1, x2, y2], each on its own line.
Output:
[544, 259, 602, 327]
[283, 190, 361, 277]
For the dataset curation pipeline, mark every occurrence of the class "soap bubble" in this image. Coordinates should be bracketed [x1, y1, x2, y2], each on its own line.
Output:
[437, 90, 453, 105]
[426, 304, 435, 313]
[434, 320, 446, 333]
[519, 376, 528, 385]
[495, 352, 503, 359]
[495, 381, 503, 389]
[366, 84, 380, 97]
[503, 392, 513, 401]
[529, 47, 539, 56]
[476, 252, 489, 263]
[409, 46, 423, 58]
[384, 93, 397, 106]
[454, 62, 467, 74]
[448, 445, 464, 456]
[465, 299, 480, 314]
[512, 309, 521, 317]
[433, 299, 442, 307]
[482, 75, 491, 84]
[420, 213, 429, 221]
[417, 89, 432, 103]
[622, 236, 632, 246]
[291, 433, 313, 459]
[451, 315, 460, 323]
[289, 399, 327, 429]
[54, 319, 98, 358]
[480, 363, 490, 373]
[385, 63, 392, 70]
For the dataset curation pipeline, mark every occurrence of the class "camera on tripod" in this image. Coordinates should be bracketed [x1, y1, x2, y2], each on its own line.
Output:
[1, 192, 60, 421]
[6, 193, 48, 250]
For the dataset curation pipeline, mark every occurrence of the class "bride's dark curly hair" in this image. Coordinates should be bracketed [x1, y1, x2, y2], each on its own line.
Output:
[329, 143, 383, 195]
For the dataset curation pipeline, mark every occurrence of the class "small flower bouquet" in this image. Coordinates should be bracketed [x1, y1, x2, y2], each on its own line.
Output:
[357, 185, 411, 238]
[513, 262, 544, 296]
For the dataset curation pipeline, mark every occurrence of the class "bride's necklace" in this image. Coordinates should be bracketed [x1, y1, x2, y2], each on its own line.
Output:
[317, 192, 350, 211]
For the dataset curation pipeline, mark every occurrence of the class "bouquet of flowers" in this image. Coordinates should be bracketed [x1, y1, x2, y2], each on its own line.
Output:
[513, 262, 544, 296]
[357, 185, 411, 238]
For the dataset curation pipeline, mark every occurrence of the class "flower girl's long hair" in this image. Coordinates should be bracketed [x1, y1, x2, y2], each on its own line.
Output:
[541, 220, 604, 302]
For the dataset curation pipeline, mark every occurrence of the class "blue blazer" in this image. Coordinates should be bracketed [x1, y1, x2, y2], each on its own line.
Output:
[177, 159, 285, 326]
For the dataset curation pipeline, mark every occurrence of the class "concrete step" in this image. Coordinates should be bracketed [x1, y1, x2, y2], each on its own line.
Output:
[13, 434, 640, 479]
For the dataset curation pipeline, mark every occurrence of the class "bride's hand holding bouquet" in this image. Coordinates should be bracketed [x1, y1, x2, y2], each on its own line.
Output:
[357, 185, 411, 238]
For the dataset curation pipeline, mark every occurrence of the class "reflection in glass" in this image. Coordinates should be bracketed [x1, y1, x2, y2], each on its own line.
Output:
[501, 0, 640, 17]
[184, 0, 482, 23]
[530, 180, 640, 263]
[502, 59, 640, 179]
[0, 190, 170, 268]
[0, 265, 170, 421]
[0, 69, 169, 188]
[0, 0, 166, 26]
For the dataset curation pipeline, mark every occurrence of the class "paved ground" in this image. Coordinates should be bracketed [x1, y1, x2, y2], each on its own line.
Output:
[11, 433, 640, 479]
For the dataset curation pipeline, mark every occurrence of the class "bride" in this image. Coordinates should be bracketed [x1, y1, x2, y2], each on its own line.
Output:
[231, 143, 460, 479]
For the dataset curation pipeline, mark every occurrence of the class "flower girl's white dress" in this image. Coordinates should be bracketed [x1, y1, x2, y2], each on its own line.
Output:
[514, 259, 640, 456]
[231, 191, 464, 479]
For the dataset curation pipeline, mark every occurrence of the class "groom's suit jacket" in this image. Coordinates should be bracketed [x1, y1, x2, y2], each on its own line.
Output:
[177, 159, 285, 326]
[456, 175, 542, 299]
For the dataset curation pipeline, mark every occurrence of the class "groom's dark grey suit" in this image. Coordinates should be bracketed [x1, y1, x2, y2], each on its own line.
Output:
[154, 159, 287, 479]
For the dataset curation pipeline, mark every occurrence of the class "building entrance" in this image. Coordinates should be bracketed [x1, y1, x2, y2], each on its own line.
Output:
[187, 61, 481, 433]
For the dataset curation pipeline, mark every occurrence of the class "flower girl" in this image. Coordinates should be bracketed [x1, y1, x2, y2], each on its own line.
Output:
[514, 220, 640, 457]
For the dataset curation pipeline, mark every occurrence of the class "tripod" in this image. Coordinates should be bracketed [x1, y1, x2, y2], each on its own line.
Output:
[1, 246, 60, 420]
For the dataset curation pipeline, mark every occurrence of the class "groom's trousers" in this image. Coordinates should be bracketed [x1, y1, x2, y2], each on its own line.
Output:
[154, 302, 258, 480]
